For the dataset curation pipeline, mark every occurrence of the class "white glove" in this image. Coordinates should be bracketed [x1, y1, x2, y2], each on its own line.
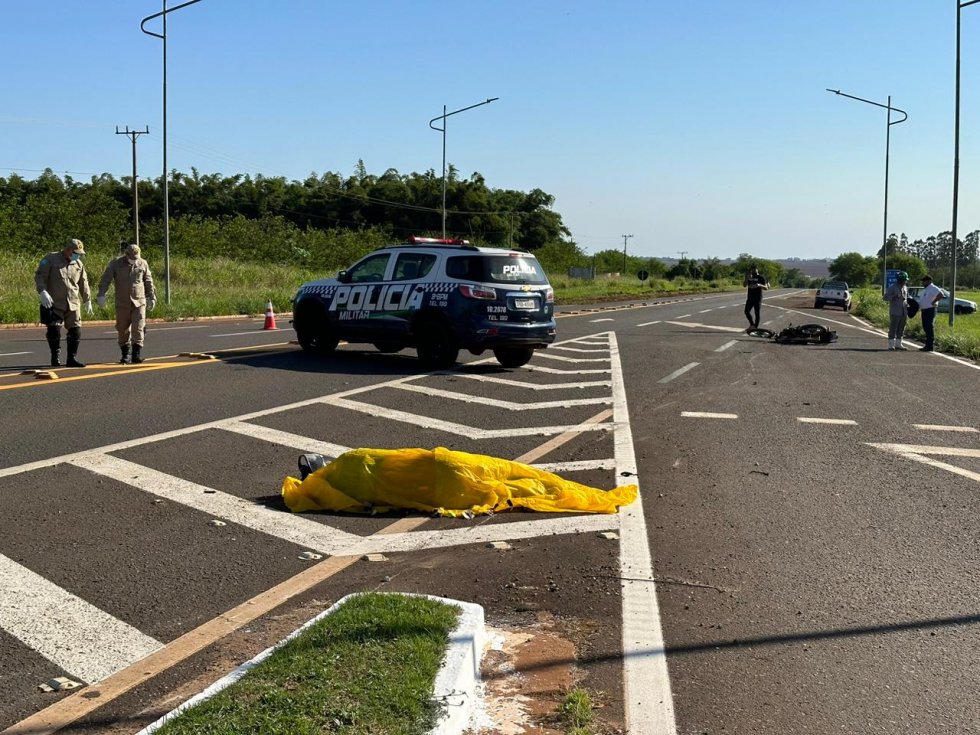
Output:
[39, 290, 53, 309]
[147, 298, 156, 312]
[97, 294, 107, 308]
[84, 300, 93, 315]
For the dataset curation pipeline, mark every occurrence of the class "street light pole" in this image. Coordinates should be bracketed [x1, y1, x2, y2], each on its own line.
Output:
[621, 234, 633, 274]
[950, 0, 980, 325]
[141, 0, 205, 305]
[428, 97, 498, 239]
[826, 88, 908, 295]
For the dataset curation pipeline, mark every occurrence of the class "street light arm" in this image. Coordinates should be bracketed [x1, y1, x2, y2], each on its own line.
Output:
[141, 0, 205, 38]
[826, 88, 908, 124]
[429, 97, 499, 130]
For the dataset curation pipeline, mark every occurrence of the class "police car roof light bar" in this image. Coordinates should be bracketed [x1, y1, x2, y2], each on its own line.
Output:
[406, 236, 470, 245]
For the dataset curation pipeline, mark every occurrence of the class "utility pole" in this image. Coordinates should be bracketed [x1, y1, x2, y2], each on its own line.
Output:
[115, 126, 149, 247]
[677, 250, 688, 260]
[621, 234, 633, 274]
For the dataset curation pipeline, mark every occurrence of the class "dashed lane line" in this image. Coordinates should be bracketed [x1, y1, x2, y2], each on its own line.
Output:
[658, 362, 700, 384]
[675, 314, 692, 319]
[0, 553, 162, 685]
[681, 411, 738, 419]
[589, 318, 615, 322]
[637, 320, 661, 327]
[797, 417, 859, 426]
[912, 424, 978, 433]
[0, 351, 32, 357]
[715, 340, 737, 352]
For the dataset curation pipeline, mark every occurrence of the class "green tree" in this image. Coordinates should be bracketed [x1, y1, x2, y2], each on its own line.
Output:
[829, 252, 877, 286]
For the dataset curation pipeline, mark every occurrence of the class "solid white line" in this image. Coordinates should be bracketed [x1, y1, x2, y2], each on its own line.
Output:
[0, 553, 162, 684]
[681, 411, 738, 419]
[211, 330, 279, 337]
[68, 454, 363, 555]
[326, 397, 617, 439]
[658, 362, 700, 384]
[609, 331, 677, 734]
[637, 321, 661, 327]
[526, 365, 612, 375]
[450, 373, 612, 390]
[797, 417, 858, 426]
[912, 424, 978, 433]
[395, 382, 611, 409]
[534, 352, 610, 363]
[220, 421, 352, 457]
[715, 340, 737, 352]
[0, 351, 32, 357]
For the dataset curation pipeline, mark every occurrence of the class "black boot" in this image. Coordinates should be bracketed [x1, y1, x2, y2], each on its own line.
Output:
[46, 326, 61, 367]
[119, 344, 130, 364]
[131, 344, 143, 364]
[66, 326, 85, 368]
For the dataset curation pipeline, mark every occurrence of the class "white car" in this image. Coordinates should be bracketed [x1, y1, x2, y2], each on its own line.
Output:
[907, 286, 978, 315]
[814, 281, 851, 311]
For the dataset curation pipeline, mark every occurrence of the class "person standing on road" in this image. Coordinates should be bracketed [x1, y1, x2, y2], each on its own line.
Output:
[885, 271, 909, 351]
[34, 238, 92, 368]
[917, 274, 943, 352]
[743, 265, 769, 331]
[97, 242, 156, 364]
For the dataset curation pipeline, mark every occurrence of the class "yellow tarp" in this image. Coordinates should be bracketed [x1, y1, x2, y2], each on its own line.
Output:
[281, 447, 638, 518]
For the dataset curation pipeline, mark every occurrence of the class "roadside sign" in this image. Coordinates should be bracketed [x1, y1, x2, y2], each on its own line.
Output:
[637, 270, 649, 281]
[885, 269, 903, 289]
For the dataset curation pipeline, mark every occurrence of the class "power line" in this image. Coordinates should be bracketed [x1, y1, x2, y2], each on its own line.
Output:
[115, 126, 150, 247]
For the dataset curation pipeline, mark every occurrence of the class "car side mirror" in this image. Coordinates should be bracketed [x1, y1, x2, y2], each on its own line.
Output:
[337, 270, 350, 283]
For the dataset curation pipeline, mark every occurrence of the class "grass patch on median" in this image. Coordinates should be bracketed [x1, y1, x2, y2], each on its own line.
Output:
[852, 287, 980, 362]
[152, 593, 460, 735]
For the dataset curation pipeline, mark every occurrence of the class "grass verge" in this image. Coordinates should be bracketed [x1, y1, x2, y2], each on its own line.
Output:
[852, 287, 980, 362]
[151, 593, 460, 735]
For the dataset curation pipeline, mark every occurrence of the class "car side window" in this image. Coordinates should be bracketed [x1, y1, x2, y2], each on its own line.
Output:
[393, 253, 436, 281]
[346, 254, 390, 283]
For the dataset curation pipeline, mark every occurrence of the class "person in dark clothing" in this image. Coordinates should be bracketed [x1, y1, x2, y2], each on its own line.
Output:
[744, 265, 769, 331]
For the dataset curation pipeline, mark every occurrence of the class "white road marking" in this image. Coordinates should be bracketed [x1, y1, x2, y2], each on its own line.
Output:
[0, 553, 162, 684]
[526, 365, 612, 375]
[665, 321, 745, 333]
[797, 417, 858, 425]
[326, 397, 617, 439]
[912, 424, 978, 433]
[589, 318, 615, 322]
[220, 421, 352, 457]
[658, 362, 700, 384]
[532, 459, 616, 472]
[698, 309, 713, 313]
[211, 330, 278, 337]
[681, 411, 738, 419]
[549, 345, 610, 353]
[609, 331, 677, 734]
[534, 352, 610, 363]
[0, 351, 32, 357]
[450, 373, 612, 390]
[637, 320, 661, 327]
[68, 454, 363, 555]
[675, 314, 691, 319]
[395, 382, 611, 409]
[868, 443, 980, 484]
[715, 340, 737, 352]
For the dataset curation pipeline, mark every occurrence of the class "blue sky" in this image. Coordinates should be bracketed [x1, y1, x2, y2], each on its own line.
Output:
[1, 1, 978, 261]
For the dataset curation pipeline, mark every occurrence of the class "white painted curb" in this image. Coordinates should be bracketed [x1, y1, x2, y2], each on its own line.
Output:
[135, 593, 486, 735]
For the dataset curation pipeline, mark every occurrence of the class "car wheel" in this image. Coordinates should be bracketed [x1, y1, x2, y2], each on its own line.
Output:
[493, 346, 534, 368]
[955, 305, 965, 315]
[814, 300, 823, 309]
[293, 302, 339, 355]
[416, 319, 459, 369]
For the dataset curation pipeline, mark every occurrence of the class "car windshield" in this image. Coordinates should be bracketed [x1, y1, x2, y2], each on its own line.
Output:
[446, 255, 549, 285]
[823, 282, 847, 290]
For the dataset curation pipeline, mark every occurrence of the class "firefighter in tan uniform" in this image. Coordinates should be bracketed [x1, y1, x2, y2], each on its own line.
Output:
[97, 243, 156, 364]
[34, 238, 93, 368]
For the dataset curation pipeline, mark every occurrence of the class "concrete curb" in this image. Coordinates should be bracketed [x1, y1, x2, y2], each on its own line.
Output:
[135, 593, 485, 735]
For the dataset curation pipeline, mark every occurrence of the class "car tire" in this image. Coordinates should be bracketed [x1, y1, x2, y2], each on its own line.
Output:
[814, 300, 823, 309]
[293, 302, 339, 355]
[493, 346, 534, 368]
[954, 305, 965, 315]
[416, 319, 459, 369]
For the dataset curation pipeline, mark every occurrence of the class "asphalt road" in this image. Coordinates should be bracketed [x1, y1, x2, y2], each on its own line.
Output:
[2, 290, 979, 734]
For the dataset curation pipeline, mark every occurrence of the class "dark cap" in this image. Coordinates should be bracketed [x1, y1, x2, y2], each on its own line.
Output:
[922, 274, 933, 282]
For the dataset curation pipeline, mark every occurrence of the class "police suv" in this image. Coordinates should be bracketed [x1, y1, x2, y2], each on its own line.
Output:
[291, 237, 557, 369]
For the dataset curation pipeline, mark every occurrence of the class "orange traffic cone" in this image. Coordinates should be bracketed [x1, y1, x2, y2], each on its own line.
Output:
[263, 300, 278, 330]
